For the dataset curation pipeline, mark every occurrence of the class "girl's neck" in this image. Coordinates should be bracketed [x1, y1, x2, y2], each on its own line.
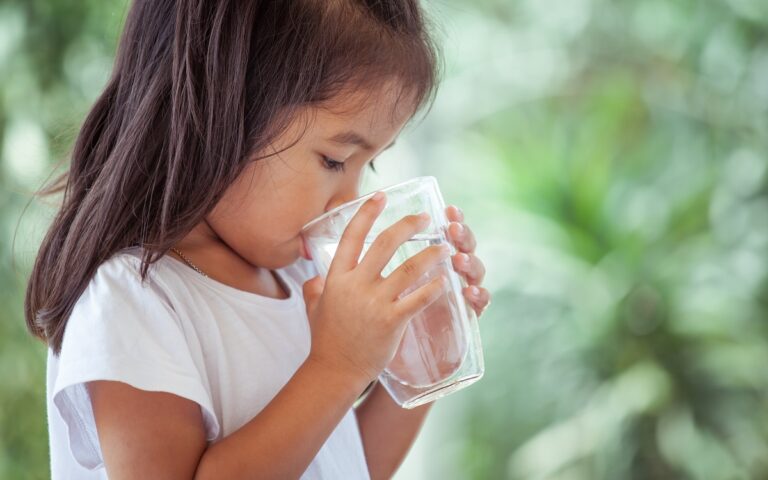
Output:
[170, 220, 289, 300]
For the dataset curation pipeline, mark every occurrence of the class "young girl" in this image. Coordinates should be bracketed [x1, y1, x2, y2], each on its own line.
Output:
[26, 1, 490, 478]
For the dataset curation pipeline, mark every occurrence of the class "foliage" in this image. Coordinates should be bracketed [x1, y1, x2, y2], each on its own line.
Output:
[416, 0, 768, 478]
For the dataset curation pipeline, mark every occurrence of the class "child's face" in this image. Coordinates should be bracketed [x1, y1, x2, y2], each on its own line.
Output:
[206, 86, 414, 269]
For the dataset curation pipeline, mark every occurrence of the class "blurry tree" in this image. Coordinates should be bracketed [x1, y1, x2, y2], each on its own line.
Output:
[1, 1, 124, 478]
[415, 0, 768, 479]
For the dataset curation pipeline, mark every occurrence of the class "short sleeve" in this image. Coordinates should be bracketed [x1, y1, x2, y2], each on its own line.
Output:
[51, 254, 220, 470]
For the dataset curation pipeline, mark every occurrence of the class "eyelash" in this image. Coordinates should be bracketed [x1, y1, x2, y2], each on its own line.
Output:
[321, 155, 377, 173]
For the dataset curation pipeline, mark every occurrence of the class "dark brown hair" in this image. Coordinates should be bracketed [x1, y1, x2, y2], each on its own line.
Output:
[25, 0, 441, 355]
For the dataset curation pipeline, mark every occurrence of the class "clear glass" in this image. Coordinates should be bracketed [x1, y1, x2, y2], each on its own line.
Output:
[301, 176, 485, 409]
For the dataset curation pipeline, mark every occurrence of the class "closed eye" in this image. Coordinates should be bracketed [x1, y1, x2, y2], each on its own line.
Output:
[320, 155, 377, 173]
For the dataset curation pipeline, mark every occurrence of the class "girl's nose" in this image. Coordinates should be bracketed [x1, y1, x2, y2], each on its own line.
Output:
[325, 170, 368, 212]
[326, 193, 359, 212]
[326, 185, 361, 212]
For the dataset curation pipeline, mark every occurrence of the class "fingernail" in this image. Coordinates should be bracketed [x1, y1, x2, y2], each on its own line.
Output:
[453, 222, 464, 234]
[470, 286, 480, 296]
[439, 244, 451, 257]
[459, 253, 470, 265]
[420, 212, 431, 223]
[456, 206, 464, 221]
[372, 191, 385, 202]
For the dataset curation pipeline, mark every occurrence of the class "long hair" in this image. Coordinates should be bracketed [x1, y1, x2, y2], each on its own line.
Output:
[25, 0, 441, 355]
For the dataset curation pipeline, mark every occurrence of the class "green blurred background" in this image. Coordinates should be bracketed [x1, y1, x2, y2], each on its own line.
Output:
[2, 0, 767, 479]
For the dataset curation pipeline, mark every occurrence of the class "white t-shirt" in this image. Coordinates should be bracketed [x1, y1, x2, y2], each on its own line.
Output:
[46, 247, 371, 479]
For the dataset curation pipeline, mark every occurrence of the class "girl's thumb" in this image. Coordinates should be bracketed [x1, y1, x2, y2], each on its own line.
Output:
[302, 275, 325, 314]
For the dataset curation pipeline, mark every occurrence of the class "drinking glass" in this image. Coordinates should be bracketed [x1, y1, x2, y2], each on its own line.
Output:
[300, 176, 484, 408]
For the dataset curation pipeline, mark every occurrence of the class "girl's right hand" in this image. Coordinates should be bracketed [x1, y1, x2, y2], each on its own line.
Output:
[302, 191, 450, 385]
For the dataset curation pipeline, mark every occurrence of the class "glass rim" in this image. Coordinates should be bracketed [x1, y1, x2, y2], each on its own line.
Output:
[300, 175, 438, 233]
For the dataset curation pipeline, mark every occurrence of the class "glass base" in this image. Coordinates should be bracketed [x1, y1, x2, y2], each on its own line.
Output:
[399, 371, 484, 409]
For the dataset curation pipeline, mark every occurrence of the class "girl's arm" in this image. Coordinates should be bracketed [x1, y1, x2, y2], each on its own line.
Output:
[88, 354, 372, 480]
[354, 381, 434, 480]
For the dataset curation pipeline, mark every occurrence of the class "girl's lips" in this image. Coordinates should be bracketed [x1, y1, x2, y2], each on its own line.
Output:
[300, 235, 312, 260]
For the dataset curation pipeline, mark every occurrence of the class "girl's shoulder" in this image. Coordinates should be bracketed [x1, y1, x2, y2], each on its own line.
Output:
[104, 246, 319, 281]
[86, 246, 176, 302]
[93, 245, 161, 278]
[57, 247, 187, 357]
[83, 246, 319, 314]
[89, 246, 319, 306]
[50, 247, 222, 470]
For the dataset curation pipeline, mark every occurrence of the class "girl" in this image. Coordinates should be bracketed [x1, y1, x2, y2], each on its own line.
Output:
[25, 1, 491, 479]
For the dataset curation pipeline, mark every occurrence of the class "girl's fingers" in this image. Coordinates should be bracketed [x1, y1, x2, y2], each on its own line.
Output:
[358, 212, 430, 278]
[447, 221, 477, 254]
[329, 192, 386, 274]
[445, 205, 464, 223]
[451, 252, 486, 285]
[463, 285, 491, 317]
[393, 274, 447, 322]
[382, 243, 451, 299]
[445, 205, 488, 314]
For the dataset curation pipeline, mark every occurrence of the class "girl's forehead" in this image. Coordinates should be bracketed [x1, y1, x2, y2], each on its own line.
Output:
[272, 81, 416, 152]
[308, 99, 409, 151]
[315, 81, 417, 129]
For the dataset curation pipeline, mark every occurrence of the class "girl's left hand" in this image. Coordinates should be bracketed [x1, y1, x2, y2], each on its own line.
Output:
[445, 205, 491, 317]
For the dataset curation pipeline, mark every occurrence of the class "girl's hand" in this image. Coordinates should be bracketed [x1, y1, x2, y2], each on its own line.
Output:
[302, 193, 450, 385]
[445, 205, 491, 317]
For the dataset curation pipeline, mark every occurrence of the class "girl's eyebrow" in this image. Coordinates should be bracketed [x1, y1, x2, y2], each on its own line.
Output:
[329, 130, 396, 151]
